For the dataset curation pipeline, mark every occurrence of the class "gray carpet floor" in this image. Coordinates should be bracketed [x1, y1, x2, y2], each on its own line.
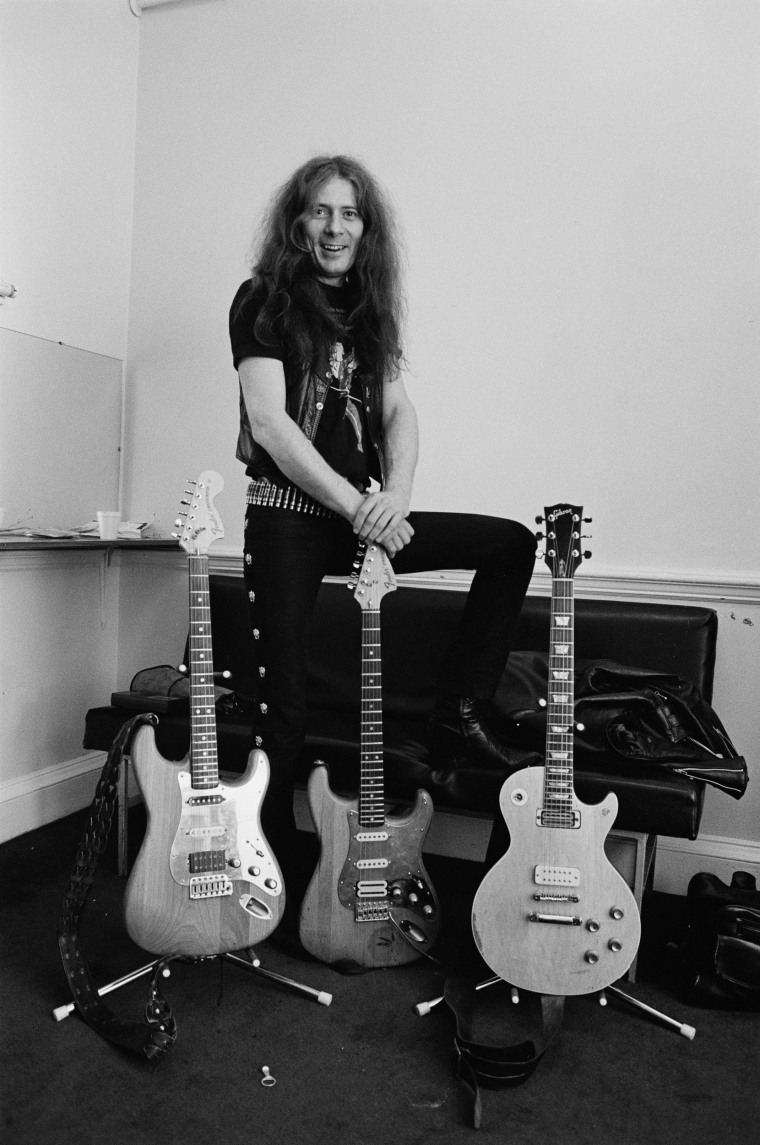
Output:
[2, 808, 758, 1144]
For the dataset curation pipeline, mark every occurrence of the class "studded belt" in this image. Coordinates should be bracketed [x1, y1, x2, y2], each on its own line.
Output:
[246, 478, 339, 519]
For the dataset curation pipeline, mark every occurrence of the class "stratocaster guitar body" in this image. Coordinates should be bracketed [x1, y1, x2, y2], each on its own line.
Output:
[471, 768, 640, 994]
[123, 471, 284, 958]
[124, 733, 283, 957]
[299, 542, 441, 968]
[471, 503, 641, 996]
[299, 763, 439, 968]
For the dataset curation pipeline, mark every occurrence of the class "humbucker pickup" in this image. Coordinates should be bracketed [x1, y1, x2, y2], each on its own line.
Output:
[356, 879, 388, 898]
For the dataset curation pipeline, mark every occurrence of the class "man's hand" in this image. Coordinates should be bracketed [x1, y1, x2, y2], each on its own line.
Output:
[352, 489, 414, 554]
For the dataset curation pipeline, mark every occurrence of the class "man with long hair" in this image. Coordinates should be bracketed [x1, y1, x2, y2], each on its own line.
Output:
[230, 154, 536, 889]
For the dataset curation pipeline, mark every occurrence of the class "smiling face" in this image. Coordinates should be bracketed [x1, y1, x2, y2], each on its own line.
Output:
[302, 176, 365, 285]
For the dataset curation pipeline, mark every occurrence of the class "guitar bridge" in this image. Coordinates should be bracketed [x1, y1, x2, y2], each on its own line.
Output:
[529, 912, 582, 926]
[189, 874, 233, 899]
[355, 902, 390, 923]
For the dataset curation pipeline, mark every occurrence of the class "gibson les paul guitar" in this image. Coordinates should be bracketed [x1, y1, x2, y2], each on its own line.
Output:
[123, 471, 284, 958]
[299, 542, 441, 968]
[471, 504, 640, 995]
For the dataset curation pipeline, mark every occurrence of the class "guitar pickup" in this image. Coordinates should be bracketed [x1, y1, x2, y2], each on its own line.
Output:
[537, 808, 580, 828]
[356, 858, 389, 869]
[189, 849, 226, 874]
[356, 879, 388, 898]
[534, 864, 580, 886]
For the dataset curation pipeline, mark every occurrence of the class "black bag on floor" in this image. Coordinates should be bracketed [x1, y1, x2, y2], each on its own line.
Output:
[681, 871, 760, 1009]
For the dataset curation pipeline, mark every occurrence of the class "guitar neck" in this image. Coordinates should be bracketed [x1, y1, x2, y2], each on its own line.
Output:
[188, 553, 220, 789]
[358, 607, 385, 827]
[544, 573, 575, 825]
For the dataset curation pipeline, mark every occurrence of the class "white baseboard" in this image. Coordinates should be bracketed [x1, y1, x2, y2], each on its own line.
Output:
[654, 833, 760, 895]
[0, 752, 106, 845]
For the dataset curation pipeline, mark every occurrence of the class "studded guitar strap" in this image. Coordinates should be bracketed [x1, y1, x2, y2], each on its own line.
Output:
[57, 713, 177, 1059]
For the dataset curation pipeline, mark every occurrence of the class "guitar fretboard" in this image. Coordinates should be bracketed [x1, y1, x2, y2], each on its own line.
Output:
[543, 574, 575, 827]
[188, 554, 219, 789]
[358, 609, 385, 827]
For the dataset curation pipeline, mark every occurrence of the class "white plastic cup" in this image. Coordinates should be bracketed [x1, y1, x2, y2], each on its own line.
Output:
[96, 511, 121, 540]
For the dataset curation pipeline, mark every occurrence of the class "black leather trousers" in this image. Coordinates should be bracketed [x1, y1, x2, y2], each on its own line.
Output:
[242, 506, 537, 860]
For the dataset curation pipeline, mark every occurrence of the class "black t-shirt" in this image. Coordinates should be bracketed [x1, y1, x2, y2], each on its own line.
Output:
[230, 279, 379, 488]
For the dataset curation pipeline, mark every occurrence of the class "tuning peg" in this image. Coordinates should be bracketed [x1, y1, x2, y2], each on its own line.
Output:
[583, 517, 592, 523]
[174, 518, 184, 528]
[180, 498, 191, 507]
[170, 531, 181, 540]
[535, 515, 544, 524]
[534, 530, 544, 541]
[583, 550, 592, 559]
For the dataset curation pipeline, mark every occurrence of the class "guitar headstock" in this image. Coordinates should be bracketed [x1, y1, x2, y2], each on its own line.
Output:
[349, 541, 397, 610]
[536, 503, 591, 579]
[173, 470, 225, 555]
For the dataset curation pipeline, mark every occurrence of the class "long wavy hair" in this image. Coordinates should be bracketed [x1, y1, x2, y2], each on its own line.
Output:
[244, 155, 405, 385]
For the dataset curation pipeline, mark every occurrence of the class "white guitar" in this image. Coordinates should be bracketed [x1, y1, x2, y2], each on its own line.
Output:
[471, 503, 641, 995]
[123, 471, 284, 958]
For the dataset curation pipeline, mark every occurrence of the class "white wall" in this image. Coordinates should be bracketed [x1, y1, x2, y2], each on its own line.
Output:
[0, 0, 757, 886]
[0, 0, 140, 833]
[124, 0, 759, 583]
[0, 0, 139, 359]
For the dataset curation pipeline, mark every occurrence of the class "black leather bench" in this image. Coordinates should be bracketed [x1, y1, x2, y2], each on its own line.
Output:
[84, 573, 714, 842]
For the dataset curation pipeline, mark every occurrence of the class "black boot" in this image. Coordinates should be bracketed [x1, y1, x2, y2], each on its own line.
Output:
[427, 694, 516, 769]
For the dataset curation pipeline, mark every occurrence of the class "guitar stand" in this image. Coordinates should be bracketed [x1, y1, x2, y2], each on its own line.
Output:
[52, 947, 332, 1024]
[413, 974, 696, 1039]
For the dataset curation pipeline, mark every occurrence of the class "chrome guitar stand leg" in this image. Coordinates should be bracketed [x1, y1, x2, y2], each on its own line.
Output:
[53, 948, 332, 1023]
[413, 974, 696, 1039]
[223, 948, 332, 1006]
[600, 983, 695, 1039]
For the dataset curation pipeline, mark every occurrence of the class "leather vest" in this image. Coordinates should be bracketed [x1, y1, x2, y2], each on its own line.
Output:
[236, 361, 385, 485]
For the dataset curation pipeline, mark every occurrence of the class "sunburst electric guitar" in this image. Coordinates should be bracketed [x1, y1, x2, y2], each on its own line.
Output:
[123, 471, 284, 958]
[299, 542, 441, 968]
[471, 504, 641, 995]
